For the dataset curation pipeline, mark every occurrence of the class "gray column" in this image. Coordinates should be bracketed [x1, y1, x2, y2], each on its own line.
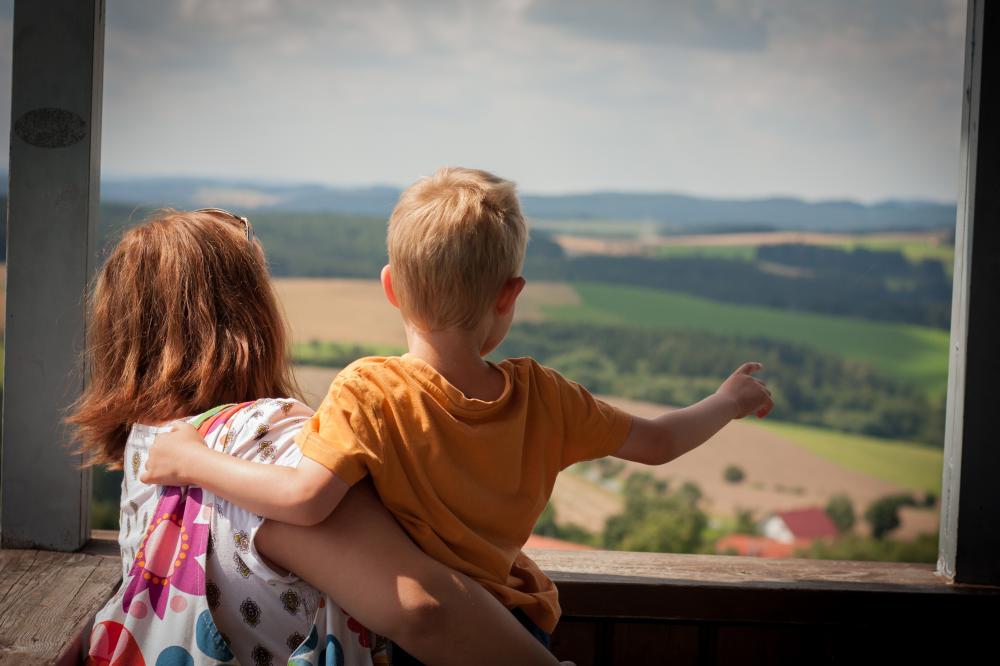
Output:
[938, 0, 1000, 585]
[2, 0, 105, 550]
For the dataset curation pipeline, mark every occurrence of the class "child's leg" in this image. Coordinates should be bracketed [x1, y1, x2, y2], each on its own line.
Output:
[389, 607, 551, 666]
[255, 480, 560, 666]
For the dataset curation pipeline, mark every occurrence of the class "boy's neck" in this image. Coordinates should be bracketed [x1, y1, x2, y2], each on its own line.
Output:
[404, 322, 505, 401]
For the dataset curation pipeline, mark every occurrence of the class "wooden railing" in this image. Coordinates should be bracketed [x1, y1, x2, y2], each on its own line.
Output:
[0, 547, 118, 664]
[2, 543, 997, 665]
[529, 549, 1000, 665]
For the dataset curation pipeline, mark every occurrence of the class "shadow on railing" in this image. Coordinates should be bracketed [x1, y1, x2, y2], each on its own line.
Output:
[529, 549, 999, 666]
[0, 542, 996, 664]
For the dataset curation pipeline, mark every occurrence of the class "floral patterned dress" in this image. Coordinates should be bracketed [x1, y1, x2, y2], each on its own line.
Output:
[98, 397, 388, 665]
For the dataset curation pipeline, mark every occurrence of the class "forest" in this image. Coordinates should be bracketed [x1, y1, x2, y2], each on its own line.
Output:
[48, 207, 948, 330]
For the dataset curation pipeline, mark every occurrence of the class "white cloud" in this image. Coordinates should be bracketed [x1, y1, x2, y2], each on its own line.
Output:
[1, 0, 969, 202]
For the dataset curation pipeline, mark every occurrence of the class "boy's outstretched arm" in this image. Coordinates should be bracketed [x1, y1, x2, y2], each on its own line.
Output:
[141, 422, 349, 527]
[614, 362, 773, 465]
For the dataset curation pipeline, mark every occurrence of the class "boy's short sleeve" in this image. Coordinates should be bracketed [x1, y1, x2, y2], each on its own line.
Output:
[296, 373, 384, 486]
[538, 364, 633, 469]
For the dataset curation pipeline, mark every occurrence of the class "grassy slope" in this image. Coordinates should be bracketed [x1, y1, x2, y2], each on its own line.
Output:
[544, 282, 949, 395]
[652, 238, 953, 269]
[840, 238, 954, 267]
[655, 234, 955, 273]
[755, 420, 943, 494]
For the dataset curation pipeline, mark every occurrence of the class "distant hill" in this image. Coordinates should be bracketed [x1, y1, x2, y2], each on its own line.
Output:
[0, 173, 953, 233]
[520, 192, 955, 233]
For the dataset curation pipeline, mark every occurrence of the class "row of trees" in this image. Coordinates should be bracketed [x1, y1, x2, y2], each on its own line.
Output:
[525, 245, 952, 329]
[534, 473, 709, 553]
[497, 322, 945, 445]
[292, 322, 946, 444]
[86, 205, 951, 329]
[723, 471, 936, 540]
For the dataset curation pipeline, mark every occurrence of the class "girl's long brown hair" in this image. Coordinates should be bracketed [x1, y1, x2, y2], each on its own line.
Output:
[68, 209, 300, 468]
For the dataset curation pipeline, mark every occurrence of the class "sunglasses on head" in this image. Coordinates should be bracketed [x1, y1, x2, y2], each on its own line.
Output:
[194, 207, 255, 244]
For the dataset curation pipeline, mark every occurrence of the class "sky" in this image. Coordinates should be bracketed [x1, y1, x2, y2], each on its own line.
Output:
[0, 0, 969, 202]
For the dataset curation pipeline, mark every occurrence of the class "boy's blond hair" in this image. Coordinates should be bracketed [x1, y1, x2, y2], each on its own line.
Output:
[387, 167, 528, 330]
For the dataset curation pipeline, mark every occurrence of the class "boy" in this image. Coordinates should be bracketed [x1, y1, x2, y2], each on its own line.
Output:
[146, 167, 772, 650]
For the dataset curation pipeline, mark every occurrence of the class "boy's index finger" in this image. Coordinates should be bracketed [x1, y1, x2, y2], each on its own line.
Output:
[737, 362, 763, 375]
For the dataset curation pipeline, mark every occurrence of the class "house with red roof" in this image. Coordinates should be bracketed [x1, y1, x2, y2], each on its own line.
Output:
[714, 534, 802, 558]
[714, 507, 840, 558]
[762, 507, 840, 544]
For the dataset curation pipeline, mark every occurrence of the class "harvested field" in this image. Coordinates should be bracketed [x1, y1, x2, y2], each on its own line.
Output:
[276, 278, 406, 347]
[515, 281, 581, 321]
[274, 277, 579, 347]
[549, 468, 623, 534]
[600, 396, 939, 542]
[291, 366, 939, 543]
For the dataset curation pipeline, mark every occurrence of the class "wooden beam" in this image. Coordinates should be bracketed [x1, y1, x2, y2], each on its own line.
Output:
[1, 0, 105, 550]
[0, 549, 121, 663]
[529, 550, 1000, 624]
[939, 0, 1000, 585]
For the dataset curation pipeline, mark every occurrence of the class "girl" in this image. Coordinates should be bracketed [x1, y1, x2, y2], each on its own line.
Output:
[69, 209, 565, 665]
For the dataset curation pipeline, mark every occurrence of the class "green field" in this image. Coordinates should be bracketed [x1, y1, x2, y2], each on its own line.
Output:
[840, 238, 954, 268]
[651, 237, 953, 268]
[544, 283, 950, 395]
[756, 420, 943, 494]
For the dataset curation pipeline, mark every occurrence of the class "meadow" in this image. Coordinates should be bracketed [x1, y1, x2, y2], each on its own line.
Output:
[73, 208, 951, 556]
[650, 235, 954, 269]
[292, 363, 941, 545]
[556, 228, 951, 260]
[545, 282, 950, 395]
[757, 420, 943, 494]
[273, 277, 580, 347]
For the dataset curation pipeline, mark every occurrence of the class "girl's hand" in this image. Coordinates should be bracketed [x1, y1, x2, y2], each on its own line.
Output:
[140, 421, 207, 486]
[716, 362, 774, 419]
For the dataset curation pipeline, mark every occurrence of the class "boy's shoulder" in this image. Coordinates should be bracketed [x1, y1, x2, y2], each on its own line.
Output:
[500, 356, 610, 411]
[338, 355, 397, 378]
[499, 356, 574, 386]
[327, 355, 413, 399]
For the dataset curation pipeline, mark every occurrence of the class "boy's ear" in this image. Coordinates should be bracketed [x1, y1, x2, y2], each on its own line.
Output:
[381, 265, 400, 309]
[495, 277, 526, 315]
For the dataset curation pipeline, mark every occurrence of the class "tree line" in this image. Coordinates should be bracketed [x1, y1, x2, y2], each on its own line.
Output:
[69, 206, 953, 330]
[524, 245, 952, 329]
[291, 324, 946, 445]
[497, 322, 945, 445]
[534, 472, 939, 563]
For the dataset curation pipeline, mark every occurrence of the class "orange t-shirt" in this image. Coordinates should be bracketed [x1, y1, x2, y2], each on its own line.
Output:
[297, 354, 632, 633]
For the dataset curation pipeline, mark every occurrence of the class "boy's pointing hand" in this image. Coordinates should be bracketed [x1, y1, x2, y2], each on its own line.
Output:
[716, 362, 774, 419]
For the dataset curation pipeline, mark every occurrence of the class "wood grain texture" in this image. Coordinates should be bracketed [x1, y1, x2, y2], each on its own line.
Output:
[611, 622, 700, 666]
[0, 549, 120, 664]
[531, 548, 949, 589]
[528, 549, 1000, 624]
[549, 620, 599, 666]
